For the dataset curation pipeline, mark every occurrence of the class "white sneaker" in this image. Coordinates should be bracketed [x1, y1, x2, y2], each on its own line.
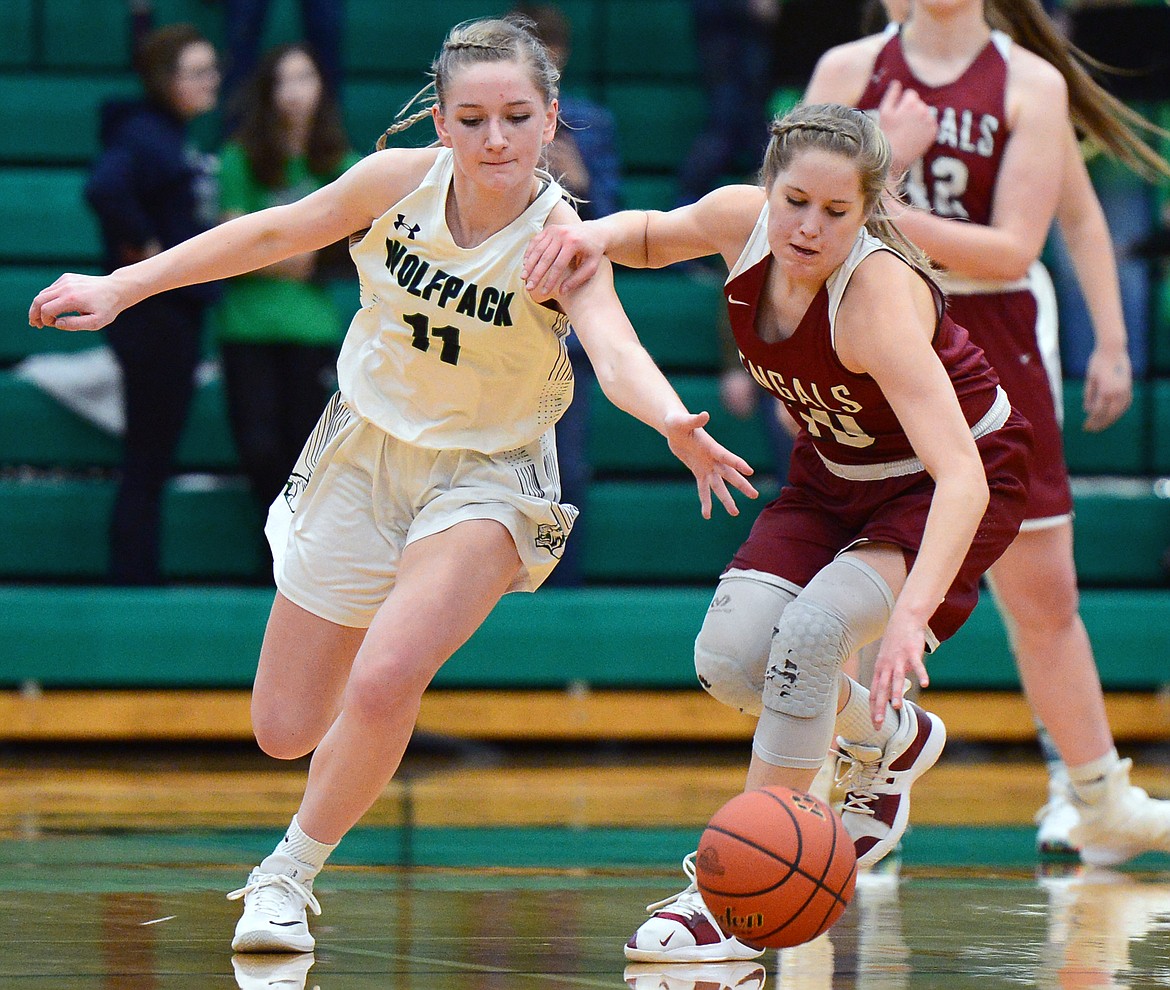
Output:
[835, 701, 946, 869]
[1069, 758, 1170, 867]
[1035, 776, 1081, 858]
[228, 868, 322, 953]
[623, 961, 766, 990]
[1041, 865, 1170, 979]
[624, 853, 765, 963]
[232, 952, 317, 990]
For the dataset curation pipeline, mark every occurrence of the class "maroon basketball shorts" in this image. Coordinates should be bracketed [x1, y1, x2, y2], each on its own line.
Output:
[729, 412, 1033, 645]
[948, 289, 1072, 527]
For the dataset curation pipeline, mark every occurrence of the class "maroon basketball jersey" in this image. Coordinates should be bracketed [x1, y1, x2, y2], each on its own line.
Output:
[726, 216, 1004, 472]
[857, 29, 1011, 226]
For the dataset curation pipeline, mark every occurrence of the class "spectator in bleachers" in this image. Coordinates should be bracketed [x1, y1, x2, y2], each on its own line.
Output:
[674, 0, 780, 207]
[85, 23, 221, 585]
[514, 2, 625, 586]
[214, 43, 358, 531]
[220, 0, 346, 124]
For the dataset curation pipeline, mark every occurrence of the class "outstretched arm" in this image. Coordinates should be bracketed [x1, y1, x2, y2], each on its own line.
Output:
[836, 255, 990, 718]
[30, 150, 431, 331]
[523, 185, 762, 297]
[555, 256, 758, 518]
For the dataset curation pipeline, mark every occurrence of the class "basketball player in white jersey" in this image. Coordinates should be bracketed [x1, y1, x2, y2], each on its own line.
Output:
[29, 15, 757, 954]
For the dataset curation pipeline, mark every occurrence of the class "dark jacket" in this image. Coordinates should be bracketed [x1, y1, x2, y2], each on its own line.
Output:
[86, 98, 220, 305]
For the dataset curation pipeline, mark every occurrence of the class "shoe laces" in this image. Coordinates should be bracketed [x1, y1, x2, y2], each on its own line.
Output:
[836, 739, 885, 816]
[227, 871, 322, 918]
[644, 851, 703, 914]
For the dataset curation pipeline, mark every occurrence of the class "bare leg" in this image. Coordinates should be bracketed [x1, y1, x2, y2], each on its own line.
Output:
[987, 523, 1113, 766]
[250, 593, 367, 760]
[296, 519, 522, 844]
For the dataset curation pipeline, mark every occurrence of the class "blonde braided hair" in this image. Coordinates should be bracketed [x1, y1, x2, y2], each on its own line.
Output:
[375, 15, 559, 152]
[762, 103, 934, 275]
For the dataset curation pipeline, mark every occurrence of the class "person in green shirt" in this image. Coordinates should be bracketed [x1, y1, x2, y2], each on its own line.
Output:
[215, 43, 359, 516]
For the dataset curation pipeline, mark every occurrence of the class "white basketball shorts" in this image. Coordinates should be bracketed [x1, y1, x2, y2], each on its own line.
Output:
[266, 393, 578, 627]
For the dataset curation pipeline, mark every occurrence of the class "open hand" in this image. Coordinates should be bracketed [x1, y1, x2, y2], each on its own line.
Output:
[867, 608, 930, 724]
[663, 409, 758, 519]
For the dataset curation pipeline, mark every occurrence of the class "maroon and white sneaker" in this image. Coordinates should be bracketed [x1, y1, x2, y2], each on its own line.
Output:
[624, 961, 767, 989]
[835, 701, 946, 869]
[624, 853, 765, 963]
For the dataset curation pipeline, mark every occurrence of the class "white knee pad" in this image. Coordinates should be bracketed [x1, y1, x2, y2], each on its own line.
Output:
[754, 555, 894, 769]
[694, 569, 799, 716]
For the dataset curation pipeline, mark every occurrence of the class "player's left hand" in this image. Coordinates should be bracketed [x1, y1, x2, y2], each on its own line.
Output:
[1082, 345, 1132, 432]
[663, 409, 758, 519]
[868, 609, 930, 724]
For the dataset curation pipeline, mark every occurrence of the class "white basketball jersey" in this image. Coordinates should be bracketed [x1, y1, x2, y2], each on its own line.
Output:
[338, 148, 573, 453]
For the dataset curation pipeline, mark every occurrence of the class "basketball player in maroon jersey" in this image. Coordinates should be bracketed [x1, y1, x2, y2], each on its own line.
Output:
[805, 0, 1170, 868]
[525, 102, 1032, 963]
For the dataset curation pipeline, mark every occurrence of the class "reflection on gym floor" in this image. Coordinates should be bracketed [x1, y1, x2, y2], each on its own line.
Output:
[3, 838, 1169, 989]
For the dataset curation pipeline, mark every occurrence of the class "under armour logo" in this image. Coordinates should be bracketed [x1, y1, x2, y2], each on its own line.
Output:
[394, 214, 420, 239]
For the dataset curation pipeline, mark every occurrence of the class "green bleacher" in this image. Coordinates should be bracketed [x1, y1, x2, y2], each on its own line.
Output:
[3, 583, 1168, 691]
[2, 0, 1169, 710]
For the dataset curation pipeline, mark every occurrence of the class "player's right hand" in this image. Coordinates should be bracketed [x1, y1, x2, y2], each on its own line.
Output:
[29, 272, 127, 332]
[523, 222, 604, 299]
[876, 80, 937, 178]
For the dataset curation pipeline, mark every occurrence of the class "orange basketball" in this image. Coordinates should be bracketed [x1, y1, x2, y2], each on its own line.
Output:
[695, 785, 857, 949]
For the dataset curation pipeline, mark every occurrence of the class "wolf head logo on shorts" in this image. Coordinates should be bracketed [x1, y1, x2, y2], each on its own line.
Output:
[535, 523, 566, 556]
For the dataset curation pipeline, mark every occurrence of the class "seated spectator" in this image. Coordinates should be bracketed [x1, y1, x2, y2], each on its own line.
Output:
[214, 43, 359, 537]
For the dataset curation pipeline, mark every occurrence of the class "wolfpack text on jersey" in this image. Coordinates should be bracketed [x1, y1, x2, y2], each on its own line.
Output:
[338, 148, 573, 454]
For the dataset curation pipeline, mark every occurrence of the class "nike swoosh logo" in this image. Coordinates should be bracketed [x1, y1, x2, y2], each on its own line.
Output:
[659, 932, 674, 946]
[728, 296, 750, 306]
[270, 921, 303, 927]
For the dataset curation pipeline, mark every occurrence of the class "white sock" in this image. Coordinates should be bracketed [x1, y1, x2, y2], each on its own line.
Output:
[834, 674, 898, 748]
[1068, 749, 1120, 807]
[259, 815, 338, 883]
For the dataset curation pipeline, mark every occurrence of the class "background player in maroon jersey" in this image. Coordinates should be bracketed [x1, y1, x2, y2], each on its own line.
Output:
[825, 0, 1147, 856]
[526, 102, 1031, 963]
[805, 0, 1170, 867]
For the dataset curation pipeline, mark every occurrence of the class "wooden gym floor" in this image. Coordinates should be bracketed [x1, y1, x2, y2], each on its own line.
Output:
[2, 738, 1169, 988]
